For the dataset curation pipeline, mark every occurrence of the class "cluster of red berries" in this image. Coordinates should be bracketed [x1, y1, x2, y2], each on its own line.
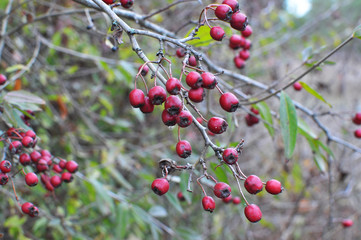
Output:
[2, 127, 78, 217]
[352, 112, 361, 138]
[102, 0, 134, 8]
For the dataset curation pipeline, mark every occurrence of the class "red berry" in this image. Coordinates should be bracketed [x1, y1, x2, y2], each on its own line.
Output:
[342, 219, 353, 228]
[0, 173, 9, 185]
[201, 72, 217, 89]
[265, 179, 283, 195]
[41, 174, 50, 185]
[188, 88, 205, 103]
[202, 196, 216, 212]
[215, 4, 233, 21]
[354, 129, 361, 138]
[210, 26, 225, 41]
[120, 0, 133, 8]
[176, 48, 186, 58]
[244, 204, 262, 223]
[222, 194, 233, 203]
[234, 56, 245, 69]
[53, 164, 63, 173]
[29, 206, 39, 217]
[41, 149, 52, 158]
[176, 140, 192, 158]
[65, 160, 78, 173]
[129, 89, 145, 108]
[166, 77, 182, 95]
[162, 109, 177, 126]
[151, 178, 169, 196]
[230, 12, 248, 31]
[36, 159, 49, 172]
[222, 148, 238, 164]
[188, 56, 197, 66]
[232, 196, 241, 205]
[352, 113, 361, 125]
[222, 0, 239, 12]
[25, 172, 38, 187]
[148, 86, 167, 105]
[8, 141, 22, 154]
[186, 71, 203, 89]
[62, 172, 73, 183]
[176, 110, 193, 128]
[220, 92, 239, 112]
[30, 151, 42, 163]
[245, 113, 259, 126]
[50, 175, 62, 188]
[241, 25, 253, 38]
[250, 107, 259, 115]
[213, 182, 231, 198]
[102, 0, 115, 4]
[140, 96, 154, 113]
[177, 192, 186, 201]
[25, 130, 36, 139]
[45, 181, 54, 191]
[229, 34, 245, 50]
[208, 117, 228, 134]
[244, 39, 252, 50]
[239, 49, 250, 60]
[59, 158, 67, 169]
[6, 127, 17, 137]
[0, 74, 7, 85]
[196, 117, 203, 124]
[165, 96, 183, 116]
[138, 65, 149, 76]
[244, 175, 263, 194]
[21, 202, 34, 215]
[0, 160, 12, 173]
[22, 136, 34, 148]
[293, 82, 302, 91]
[19, 153, 31, 165]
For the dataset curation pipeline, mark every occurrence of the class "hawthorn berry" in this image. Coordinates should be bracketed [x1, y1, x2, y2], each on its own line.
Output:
[176, 48, 186, 58]
[222, 0, 239, 12]
[140, 97, 154, 113]
[129, 89, 145, 108]
[53, 164, 63, 173]
[148, 86, 167, 105]
[22, 136, 34, 148]
[65, 160, 79, 173]
[220, 92, 239, 112]
[6, 127, 17, 137]
[8, 141, 22, 154]
[244, 204, 262, 223]
[25, 172, 38, 187]
[0, 74, 7, 85]
[244, 175, 263, 194]
[201, 72, 217, 89]
[229, 35, 244, 50]
[138, 65, 149, 76]
[61, 172, 73, 183]
[354, 129, 361, 139]
[21, 202, 34, 215]
[222, 194, 233, 203]
[232, 196, 241, 205]
[29, 206, 39, 217]
[234, 56, 245, 69]
[188, 56, 197, 67]
[30, 151, 42, 163]
[102, 0, 115, 4]
[188, 88, 205, 103]
[210, 26, 225, 41]
[41, 174, 50, 185]
[265, 179, 283, 195]
[36, 159, 49, 172]
[176, 140, 192, 158]
[222, 148, 238, 164]
[241, 25, 253, 38]
[239, 49, 250, 60]
[208, 117, 228, 134]
[120, 0, 133, 8]
[243, 39, 252, 50]
[293, 82, 302, 91]
[176, 110, 193, 128]
[166, 77, 182, 95]
[59, 158, 67, 169]
[0, 173, 9, 185]
[177, 192, 186, 201]
[186, 71, 203, 89]
[215, 4, 233, 21]
[50, 175, 62, 188]
[25, 130, 36, 139]
[165, 96, 183, 116]
[213, 182, 231, 198]
[352, 113, 361, 125]
[162, 109, 177, 126]
[0, 160, 12, 173]
[45, 181, 54, 191]
[230, 12, 248, 31]
[19, 153, 31, 165]
[41, 149, 52, 158]
[151, 178, 169, 196]
[342, 219, 353, 228]
[202, 196, 216, 212]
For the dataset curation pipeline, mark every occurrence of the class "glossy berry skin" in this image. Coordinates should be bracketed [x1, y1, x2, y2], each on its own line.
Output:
[213, 182, 231, 198]
[232, 196, 241, 205]
[188, 56, 197, 66]
[138, 65, 149, 76]
[215, 4, 233, 21]
[352, 113, 361, 125]
[162, 110, 177, 126]
[241, 25, 253, 38]
[140, 97, 154, 113]
[148, 86, 167, 105]
[37, 159, 49, 172]
[222, 148, 239, 164]
[0, 74, 7, 85]
[186, 71, 203, 89]
[234, 56, 245, 69]
[265, 179, 283, 195]
[50, 175, 62, 188]
[244, 175, 263, 194]
[165, 96, 183, 116]
[201, 72, 217, 89]
[8, 141, 22, 154]
[222, 0, 239, 12]
[354, 129, 361, 138]
[239, 50, 250, 60]
[176, 110, 193, 128]
[25, 172, 38, 187]
[210, 26, 225, 41]
[41, 150, 52, 158]
[19, 153, 31, 165]
[21, 202, 34, 215]
[177, 192, 186, 201]
[59, 159, 67, 169]
[176, 48, 186, 58]
[244, 204, 262, 223]
[25, 130, 36, 139]
[229, 35, 244, 50]
[342, 219, 353, 228]
[120, 0, 133, 8]
[0, 173, 9, 185]
[0, 160, 12, 173]
[65, 160, 78, 173]
[202, 196, 216, 213]
[166, 77, 182, 95]
[208, 117, 228, 134]
[129, 89, 145, 108]
[293, 82, 302, 91]
[102, 0, 115, 4]
[220, 92, 239, 112]
[62, 172, 73, 183]
[230, 12, 248, 31]
[222, 194, 233, 203]
[188, 88, 205, 103]
[151, 178, 169, 196]
[176, 140, 192, 158]
[30, 151, 42, 163]
[22, 136, 34, 148]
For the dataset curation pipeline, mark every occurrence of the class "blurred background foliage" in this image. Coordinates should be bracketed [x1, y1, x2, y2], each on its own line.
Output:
[0, 0, 361, 239]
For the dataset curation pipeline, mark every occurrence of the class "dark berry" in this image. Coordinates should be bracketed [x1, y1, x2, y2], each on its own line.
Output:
[186, 71, 203, 89]
[19, 153, 31, 165]
[201, 72, 217, 89]
[166, 77, 182, 95]
[229, 34, 244, 50]
[140, 97, 154, 113]
[8, 141, 22, 154]
[220, 92, 239, 112]
[265, 179, 283, 195]
[162, 110, 177, 126]
[148, 86, 167, 105]
[222, 194, 233, 203]
[232, 196, 241, 205]
[0, 160, 12, 173]
[202, 196, 216, 212]
[215, 4, 233, 21]
[25, 172, 38, 187]
[0, 74, 7, 85]
[188, 88, 205, 103]
[22, 136, 34, 148]
[244, 204, 262, 223]
[176, 140, 192, 158]
[354, 129, 361, 138]
[50, 175, 62, 188]
[213, 182, 231, 198]
[120, 0, 133, 8]
[230, 12, 248, 31]
[208, 117, 228, 134]
[352, 113, 361, 125]
[244, 175, 263, 194]
[188, 56, 197, 66]
[65, 160, 78, 173]
[239, 49, 250, 60]
[151, 178, 169, 196]
[176, 48, 186, 58]
[0, 173, 9, 185]
[222, 148, 238, 164]
[342, 219, 353, 228]
[129, 89, 145, 108]
[165, 96, 183, 116]
[62, 172, 73, 183]
[241, 25, 253, 38]
[29, 206, 39, 217]
[222, 0, 239, 12]
[177, 192, 186, 201]
[138, 65, 149, 76]
[30, 151, 42, 163]
[210, 26, 225, 41]
[234, 56, 245, 69]
[176, 110, 193, 128]
[293, 82, 302, 91]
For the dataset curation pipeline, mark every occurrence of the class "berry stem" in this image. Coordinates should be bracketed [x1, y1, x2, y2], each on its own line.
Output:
[235, 163, 247, 179]
[9, 176, 20, 203]
[196, 175, 207, 196]
[177, 126, 181, 142]
[228, 165, 249, 206]
[215, 85, 224, 95]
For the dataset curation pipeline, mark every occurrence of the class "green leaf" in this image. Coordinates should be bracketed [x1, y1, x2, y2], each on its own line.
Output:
[88, 178, 115, 215]
[299, 82, 332, 107]
[184, 26, 213, 47]
[255, 101, 274, 137]
[280, 91, 298, 159]
[209, 162, 228, 184]
[5, 64, 27, 73]
[353, 24, 361, 39]
[2, 102, 31, 130]
[179, 171, 192, 204]
[165, 193, 183, 214]
[317, 140, 335, 158]
[115, 203, 130, 239]
[297, 118, 317, 139]
[313, 153, 327, 172]
[4, 91, 45, 105]
[302, 46, 313, 62]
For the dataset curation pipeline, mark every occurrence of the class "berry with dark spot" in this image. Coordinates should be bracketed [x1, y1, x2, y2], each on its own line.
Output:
[222, 148, 238, 164]
[234, 56, 245, 69]
[22, 136, 34, 148]
[213, 182, 232, 198]
[188, 56, 197, 66]
[165, 96, 183, 116]
[229, 34, 245, 50]
[148, 86, 167, 105]
[65, 160, 78, 173]
[215, 4, 233, 21]
[8, 141, 22, 154]
[25, 172, 38, 187]
[202, 196, 216, 212]
[176, 48, 186, 58]
[176, 110, 193, 128]
[176, 140, 192, 158]
[0, 160, 12, 173]
[140, 97, 154, 113]
[186, 71, 203, 89]
[241, 25, 253, 38]
[62, 172, 73, 183]
[138, 65, 149, 76]
[222, 0, 239, 12]
[230, 12, 248, 31]
[120, 0, 133, 8]
[0, 173, 9, 185]
[210, 26, 225, 41]
[166, 77, 182, 95]
[208, 117, 228, 134]
[188, 87, 205, 103]
[50, 175, 62, 188]
[244, 175, 263, 194]
[220, 92, 239, 112]
[129, 89, 145, 108]
[201, 72, 217, 89]
[19, 153, 31, 166]
[151, 178, 169, 196]
[162, 109, 177, 126]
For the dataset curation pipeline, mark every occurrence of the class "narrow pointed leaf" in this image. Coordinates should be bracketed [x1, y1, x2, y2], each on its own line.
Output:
[299, 82, 332, 108]
[255, 101, 274, 137]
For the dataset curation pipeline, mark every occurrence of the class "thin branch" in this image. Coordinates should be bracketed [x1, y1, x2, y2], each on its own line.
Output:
[0, 0, 14, 60]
